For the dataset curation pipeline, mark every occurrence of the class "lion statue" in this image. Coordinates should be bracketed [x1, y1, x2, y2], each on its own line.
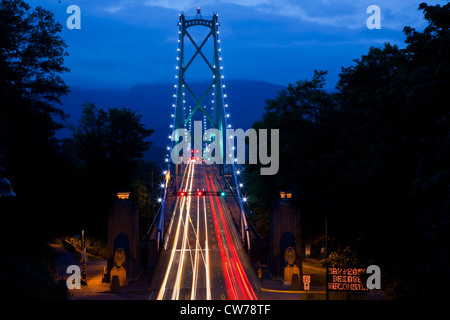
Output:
[284, 247, 296, 266]
[114, 248, 126, 267]
[110, 248, 127, 286]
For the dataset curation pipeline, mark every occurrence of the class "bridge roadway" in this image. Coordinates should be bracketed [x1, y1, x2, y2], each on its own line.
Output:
[151, 159, 259, 300]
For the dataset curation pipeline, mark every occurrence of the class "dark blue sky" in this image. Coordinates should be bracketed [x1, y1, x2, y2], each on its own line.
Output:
[34, 0, 440, 91]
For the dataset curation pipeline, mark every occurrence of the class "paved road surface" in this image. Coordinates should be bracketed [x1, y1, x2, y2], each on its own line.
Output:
[151, 160, 259, 300]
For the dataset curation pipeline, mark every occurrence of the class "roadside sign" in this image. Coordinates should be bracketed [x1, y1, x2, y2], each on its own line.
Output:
[327, 267, 369, 292]
[303, 274, 311, 290]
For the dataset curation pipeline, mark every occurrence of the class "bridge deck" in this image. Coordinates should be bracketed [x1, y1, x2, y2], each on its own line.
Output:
[151, 160, 260, 300]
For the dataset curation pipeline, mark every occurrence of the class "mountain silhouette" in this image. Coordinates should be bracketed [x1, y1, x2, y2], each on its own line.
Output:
[57, 80, 284, 164]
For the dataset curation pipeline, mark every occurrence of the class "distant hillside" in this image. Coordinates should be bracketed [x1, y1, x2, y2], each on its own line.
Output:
[57, 80, 285, 163]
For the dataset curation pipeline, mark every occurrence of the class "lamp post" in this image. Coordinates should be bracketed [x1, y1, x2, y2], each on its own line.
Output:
[80, 229, 87, 285]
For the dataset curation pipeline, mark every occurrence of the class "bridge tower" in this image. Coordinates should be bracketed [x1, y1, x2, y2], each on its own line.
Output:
[172, 8, 228, 174]
[154, 9, 251, 252]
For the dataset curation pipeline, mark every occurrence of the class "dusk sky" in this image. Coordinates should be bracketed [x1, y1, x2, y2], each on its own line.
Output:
[32, 0, 442, 92]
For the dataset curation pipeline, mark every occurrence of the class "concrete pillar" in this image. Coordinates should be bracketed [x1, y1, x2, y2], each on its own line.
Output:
[270, 192, 302, 282]
[107, 198, 139, 286]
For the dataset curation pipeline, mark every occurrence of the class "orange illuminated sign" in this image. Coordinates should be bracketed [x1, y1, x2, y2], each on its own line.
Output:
[117, 192, 130, 200]
[327, 267, 369, 292]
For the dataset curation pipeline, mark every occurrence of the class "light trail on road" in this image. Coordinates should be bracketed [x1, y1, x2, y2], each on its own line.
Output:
[155, 161, 257, 300]
[206, 173, 257, 300]
[157, 159, 195, 300]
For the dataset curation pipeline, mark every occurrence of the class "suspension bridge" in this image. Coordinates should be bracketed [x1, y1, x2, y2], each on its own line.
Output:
[146, 8, 263, 300]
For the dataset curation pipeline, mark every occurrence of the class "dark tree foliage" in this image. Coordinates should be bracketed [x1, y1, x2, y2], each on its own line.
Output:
[0, 0, 70, 299]
[247, 70, 337, 239]
[66, 103, 154, 237]
[0, 0, 69, 113]
[246, 2, 449, 299]
[0, 0, 70, 242]
[0, 1, 155, 299]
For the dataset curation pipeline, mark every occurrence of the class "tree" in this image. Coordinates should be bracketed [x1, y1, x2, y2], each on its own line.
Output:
[0, 0, 70, 242]
[69, 103, 154, 236]
[335, 2, 450, 299]
[0, 0, 70, 299]
[0, 0, 69, 114]
[246, 70, 338, 240]
[247, 2, 450, 299]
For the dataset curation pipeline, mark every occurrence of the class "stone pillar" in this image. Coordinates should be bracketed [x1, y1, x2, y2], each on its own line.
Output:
[270, 191, 302, 282]
[107, 198, 139, 286]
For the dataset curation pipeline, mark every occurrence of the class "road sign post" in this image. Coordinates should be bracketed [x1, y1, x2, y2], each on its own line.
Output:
[303, 274, 311, 291]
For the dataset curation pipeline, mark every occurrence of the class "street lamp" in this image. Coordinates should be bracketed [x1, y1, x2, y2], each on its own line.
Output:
[242, 197, 251, 215]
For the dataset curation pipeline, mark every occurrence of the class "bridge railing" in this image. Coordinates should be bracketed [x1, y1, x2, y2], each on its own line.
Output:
[142, 202, 162, 241]
[223, 171, 263, 241]
[142, 170, 177, 244]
